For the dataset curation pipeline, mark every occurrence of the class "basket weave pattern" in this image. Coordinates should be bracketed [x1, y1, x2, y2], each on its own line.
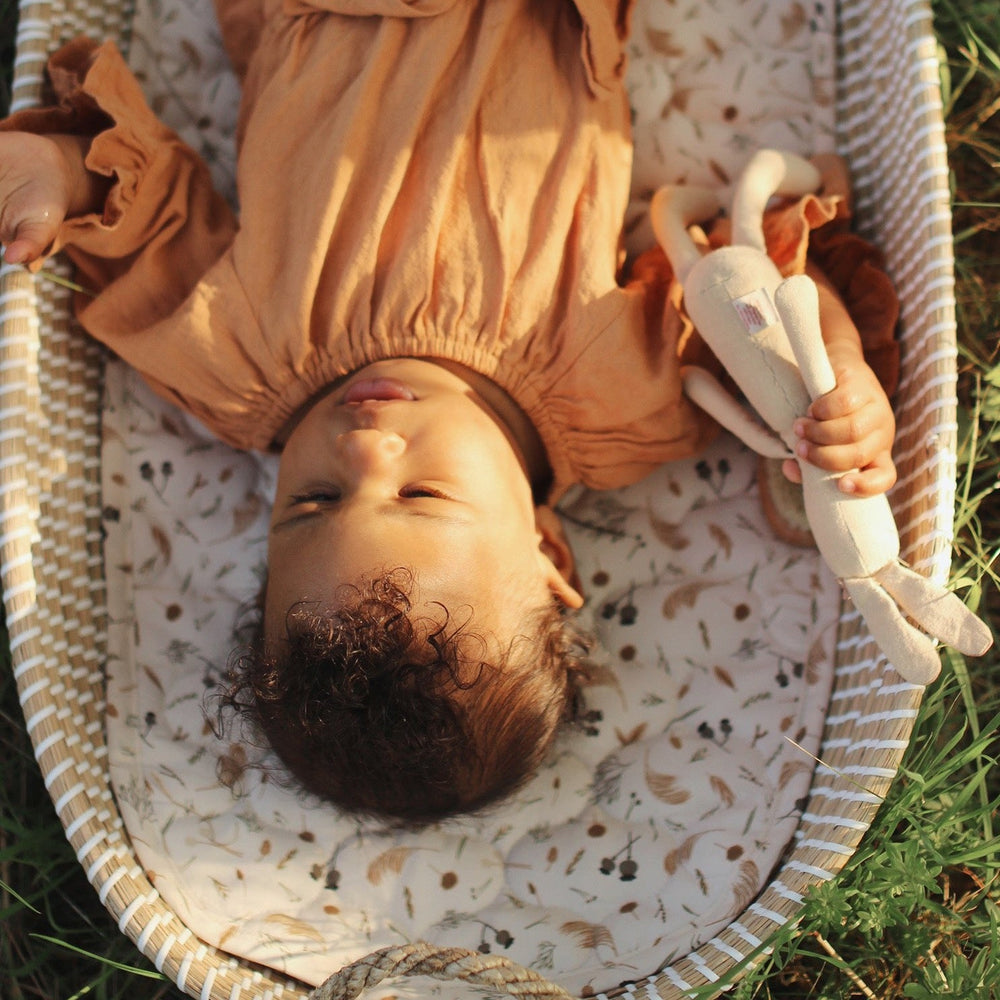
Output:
[0, 0, 955, 996]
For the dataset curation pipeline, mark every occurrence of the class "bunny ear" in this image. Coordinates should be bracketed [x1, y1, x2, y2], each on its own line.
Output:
[843, 577, 942, 685]
[680, 365, 791, 460]
[874, 562, 994, 657]
[650, 185, 721, 285]
[774, 275, 836, 402]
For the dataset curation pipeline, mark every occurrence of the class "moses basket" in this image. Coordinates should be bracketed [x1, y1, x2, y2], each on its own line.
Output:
[0, 0, 963, 996]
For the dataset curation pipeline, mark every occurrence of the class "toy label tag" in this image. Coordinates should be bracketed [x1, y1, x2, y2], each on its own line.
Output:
[732, 288, 778, 333]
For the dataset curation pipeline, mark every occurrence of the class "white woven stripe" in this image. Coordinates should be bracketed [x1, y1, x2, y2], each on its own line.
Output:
[706, 937, 747, 963]
[817, 764, 899, 780]
[783, 860, 837, 881]
[154, 933, 180, 973]
[136, 911, 169, 954]
[41, 758, 75, 795]
[686, 952, 719, 983]
[96, 861, 132, 905]
[768, 882, 805, 905]
[200, 967, 219, 1000]
[825, 707, 919, 727]
[659, 964, 694, 994]
[64, 806, 99, 840]
[178, 949, 200, 993]
[24, 701, 57, 733]
[728, 923, 763, 949]
[795, 838, 856, 856]
[86, 847, 122, 883]
[118, 890, 157, 933]
[821, 737, 912, 753]
[641, 977, 664, 1000]
[76, 827, 111, 863]
[747, 903, 787, 926]
[806, 785, 884, 805]
[800, 811, 870, 830]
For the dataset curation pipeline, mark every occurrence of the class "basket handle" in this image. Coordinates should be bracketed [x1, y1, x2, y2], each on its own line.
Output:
[307, 942, 574, 999]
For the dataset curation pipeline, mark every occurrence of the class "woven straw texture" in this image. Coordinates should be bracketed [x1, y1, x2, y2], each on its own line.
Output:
[0, 0, 956, 996]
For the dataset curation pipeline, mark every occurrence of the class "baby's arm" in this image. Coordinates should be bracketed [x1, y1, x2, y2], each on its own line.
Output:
[0, 39, 237, 325]
[783, 262, 897, 496]
[0, 132, 109, 264]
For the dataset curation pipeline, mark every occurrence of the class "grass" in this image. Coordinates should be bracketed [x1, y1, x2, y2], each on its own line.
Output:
[1, 0, 998, 997]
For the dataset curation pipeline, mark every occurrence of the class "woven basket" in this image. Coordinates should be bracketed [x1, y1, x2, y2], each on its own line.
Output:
[0, 0, 957, 996]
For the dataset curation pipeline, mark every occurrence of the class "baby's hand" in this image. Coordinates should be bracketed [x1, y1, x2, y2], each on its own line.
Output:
[783, 348, 897, 497]
[0, 132, 82, 265]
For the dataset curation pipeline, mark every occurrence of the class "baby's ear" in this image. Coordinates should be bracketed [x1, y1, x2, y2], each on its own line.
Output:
[534, 506, 584, 609]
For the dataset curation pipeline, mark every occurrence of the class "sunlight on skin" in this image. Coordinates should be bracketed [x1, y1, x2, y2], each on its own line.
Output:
[265, 358, 583, 648]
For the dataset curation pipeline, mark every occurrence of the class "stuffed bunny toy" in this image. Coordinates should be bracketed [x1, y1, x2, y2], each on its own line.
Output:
[650, 149, 992, 685]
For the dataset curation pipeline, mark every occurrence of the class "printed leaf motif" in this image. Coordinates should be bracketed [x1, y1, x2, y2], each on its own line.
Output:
[648, 507, 690, 550]
[143, 665, 165, 693]
[663, 833, 700, 875]
[227, 492, 263, 538]
[218, 924, 240, 949]
[615, 722, 647, 747]
[217, 744, 248, 789]
[778, 758, 814, 789]
[781, 2, 807, 43]
[150, 524, 172, 564]
[729, 859, 761, 917]
[710, 775, 736, 808]
[644, 753, 691, 805]
[264, 913, 326, 943]
[806, 633, 828, 684]
[160, 413, 184, 436]
[559, 920, 618, 955]
[179, 38, 203, 71]
[662, 579, 721, 619]
[367, 847, 417, 885]
[708, 159, 731, 185]
[708, 523, 732, 559]
[712, 665, 735, 689]
[585, 662, 626, 707]
[644, 28, 685, 59]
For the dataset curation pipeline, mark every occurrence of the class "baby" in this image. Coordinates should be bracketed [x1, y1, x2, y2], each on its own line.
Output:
[0, 0, 897, 826]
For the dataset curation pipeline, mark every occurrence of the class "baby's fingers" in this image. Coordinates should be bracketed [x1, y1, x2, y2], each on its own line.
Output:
[793, 432, 888, 478]
[836, 451, 897, 497]
[795, 404, 894, 453]
[1, 216, 55, 264]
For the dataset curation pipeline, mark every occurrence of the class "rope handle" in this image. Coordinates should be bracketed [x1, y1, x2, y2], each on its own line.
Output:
[307, 942, 575, 1000]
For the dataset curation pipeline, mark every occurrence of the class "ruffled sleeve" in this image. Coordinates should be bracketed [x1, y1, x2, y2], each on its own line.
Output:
[0, 38, 237, 324]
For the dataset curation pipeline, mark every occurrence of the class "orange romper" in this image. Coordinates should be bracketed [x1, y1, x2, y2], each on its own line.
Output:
[1, 0, 896, 499]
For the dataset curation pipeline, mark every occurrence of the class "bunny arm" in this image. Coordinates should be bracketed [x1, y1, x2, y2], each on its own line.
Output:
[680, 365, 792, 460]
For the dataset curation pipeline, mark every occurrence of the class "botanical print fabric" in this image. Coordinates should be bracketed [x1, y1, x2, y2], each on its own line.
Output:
[102, 0, 838, 994]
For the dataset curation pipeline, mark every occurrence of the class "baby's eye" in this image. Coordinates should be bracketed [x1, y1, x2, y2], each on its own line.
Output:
[290, 489, 341, 504]
[399, 485, 451, 500]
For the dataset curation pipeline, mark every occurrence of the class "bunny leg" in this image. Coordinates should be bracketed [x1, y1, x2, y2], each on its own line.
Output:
[874, 562, 993, 657]
[843, 577, 942, 685]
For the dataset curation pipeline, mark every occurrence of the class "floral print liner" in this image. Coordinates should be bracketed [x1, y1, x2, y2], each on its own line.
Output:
[102, 1, 839, 995]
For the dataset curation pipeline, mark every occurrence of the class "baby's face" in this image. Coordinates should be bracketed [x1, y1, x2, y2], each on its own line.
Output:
[266, 359, 580, 643]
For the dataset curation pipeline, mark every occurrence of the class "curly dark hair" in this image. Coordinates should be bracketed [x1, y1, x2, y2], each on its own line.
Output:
[221, 569, 592, 827]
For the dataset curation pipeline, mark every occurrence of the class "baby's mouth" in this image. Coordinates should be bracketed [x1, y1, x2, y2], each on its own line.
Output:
[340, 377, 417, 404]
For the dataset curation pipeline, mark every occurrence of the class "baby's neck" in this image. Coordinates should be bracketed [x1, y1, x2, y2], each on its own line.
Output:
[429, 359, 551, 498]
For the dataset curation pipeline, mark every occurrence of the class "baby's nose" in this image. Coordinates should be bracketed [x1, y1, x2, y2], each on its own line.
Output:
[335, 429, 405, 471]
